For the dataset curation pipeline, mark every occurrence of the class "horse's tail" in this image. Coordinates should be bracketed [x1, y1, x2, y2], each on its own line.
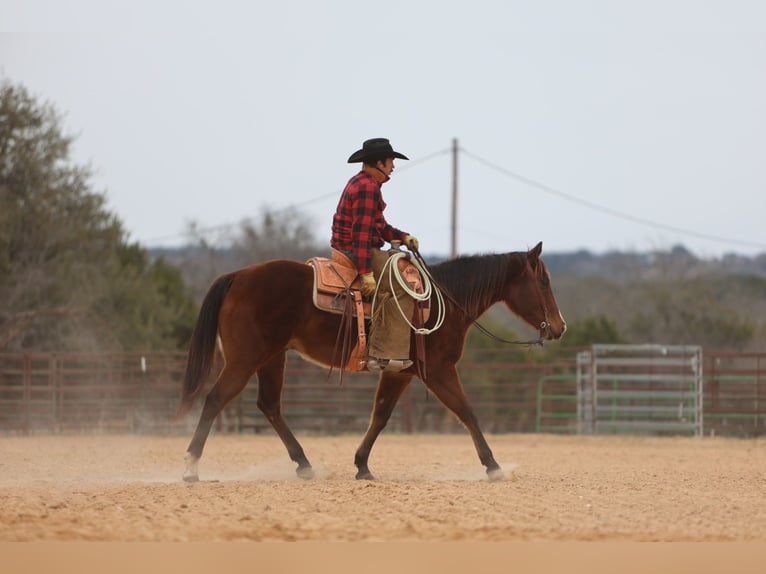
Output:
[176, 273, 235, 419]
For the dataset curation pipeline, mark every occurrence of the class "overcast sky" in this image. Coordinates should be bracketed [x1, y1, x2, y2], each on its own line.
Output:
[2, 1, 765, 259]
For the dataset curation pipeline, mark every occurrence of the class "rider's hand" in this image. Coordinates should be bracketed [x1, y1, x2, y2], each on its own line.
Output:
[404, 235, 419, 251]
[360, 272, 376, 297]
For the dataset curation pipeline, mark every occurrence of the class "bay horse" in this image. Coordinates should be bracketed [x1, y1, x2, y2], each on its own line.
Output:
[177, 241, 566, 481]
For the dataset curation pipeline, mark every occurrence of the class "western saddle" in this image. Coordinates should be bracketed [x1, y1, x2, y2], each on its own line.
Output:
[306, 249, 429, 374]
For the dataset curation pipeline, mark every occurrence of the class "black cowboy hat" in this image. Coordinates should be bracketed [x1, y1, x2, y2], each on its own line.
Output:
[347, 138, 409, 163]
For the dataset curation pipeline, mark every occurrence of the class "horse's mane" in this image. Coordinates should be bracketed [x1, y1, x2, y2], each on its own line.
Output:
[429, 252, 525, 318]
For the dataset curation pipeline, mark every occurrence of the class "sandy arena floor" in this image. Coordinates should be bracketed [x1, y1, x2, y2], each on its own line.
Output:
[0, 432, 764, 541]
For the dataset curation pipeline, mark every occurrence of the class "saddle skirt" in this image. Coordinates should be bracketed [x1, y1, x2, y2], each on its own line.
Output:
[307, 252, 372, 318]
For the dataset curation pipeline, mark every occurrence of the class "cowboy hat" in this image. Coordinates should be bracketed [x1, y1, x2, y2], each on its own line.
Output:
[347, 138, 409, 163]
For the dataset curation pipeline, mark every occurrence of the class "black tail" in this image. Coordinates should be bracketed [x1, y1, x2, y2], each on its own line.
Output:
[176, 273, 235, 418]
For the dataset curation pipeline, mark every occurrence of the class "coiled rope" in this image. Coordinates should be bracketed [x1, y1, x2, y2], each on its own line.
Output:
[371, 250, 446, 335]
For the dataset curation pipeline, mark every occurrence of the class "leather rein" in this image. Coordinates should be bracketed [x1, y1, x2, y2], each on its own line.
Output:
[410, 248, 546, 348]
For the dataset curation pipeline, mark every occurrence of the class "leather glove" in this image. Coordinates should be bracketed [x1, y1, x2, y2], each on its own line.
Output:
[404, 234, 419, 251]
[360, 272, 376, 298]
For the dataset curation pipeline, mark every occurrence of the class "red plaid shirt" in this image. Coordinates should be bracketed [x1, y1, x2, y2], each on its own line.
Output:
[331, 170, 408, 275]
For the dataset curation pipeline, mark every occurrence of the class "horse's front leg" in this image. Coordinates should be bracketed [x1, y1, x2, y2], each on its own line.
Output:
[424, 365, 503, 480]
[354, 372, 413, 480]
[256, 351, 313, 479]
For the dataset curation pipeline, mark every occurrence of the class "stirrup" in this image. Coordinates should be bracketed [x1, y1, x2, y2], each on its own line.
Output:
[367, 357, 413, 372]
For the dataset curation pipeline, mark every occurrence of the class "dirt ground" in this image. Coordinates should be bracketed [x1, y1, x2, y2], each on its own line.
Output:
[1, 432, 765, 541]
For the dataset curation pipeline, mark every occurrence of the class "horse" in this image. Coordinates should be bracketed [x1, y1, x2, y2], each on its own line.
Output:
[177, 241, 566, 481]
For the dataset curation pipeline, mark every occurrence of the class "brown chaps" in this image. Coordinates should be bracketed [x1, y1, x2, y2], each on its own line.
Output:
[369, 248, 415, 360]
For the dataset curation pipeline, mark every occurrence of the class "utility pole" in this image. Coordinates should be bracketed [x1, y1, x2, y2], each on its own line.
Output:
[450, 137, 459, 258]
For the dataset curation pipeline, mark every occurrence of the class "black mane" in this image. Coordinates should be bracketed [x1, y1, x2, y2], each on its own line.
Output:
[429, 252, 525, 318]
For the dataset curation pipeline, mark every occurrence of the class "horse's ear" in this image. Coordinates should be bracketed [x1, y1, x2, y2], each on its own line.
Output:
[527, 242, 543, 267]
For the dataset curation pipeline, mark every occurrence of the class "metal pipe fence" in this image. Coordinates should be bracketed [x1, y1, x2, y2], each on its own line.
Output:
[0, 349, 764, 437]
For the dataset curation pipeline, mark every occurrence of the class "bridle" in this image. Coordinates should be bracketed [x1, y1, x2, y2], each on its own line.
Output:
[487, 253, 551, 346]
[411, 248, 547, 348]
[525, 256, 553, 341]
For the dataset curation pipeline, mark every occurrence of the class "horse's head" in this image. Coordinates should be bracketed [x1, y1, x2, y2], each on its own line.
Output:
[505, 242, 566, 342]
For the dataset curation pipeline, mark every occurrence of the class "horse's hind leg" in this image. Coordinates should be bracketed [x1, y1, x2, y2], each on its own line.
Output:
[184, 362, 254, 482]
[354, 372, 412, 480]
[255, 351, 313, 479]
[423, 365, 503, 480]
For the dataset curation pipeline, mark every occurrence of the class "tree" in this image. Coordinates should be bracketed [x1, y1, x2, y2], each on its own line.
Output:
[169, 206, 325, 302]
[627, 280, 755, 349]
[562, 314, 623, 347]
[0, 80, 196, 351]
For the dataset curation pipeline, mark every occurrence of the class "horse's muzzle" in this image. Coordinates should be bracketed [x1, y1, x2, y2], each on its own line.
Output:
[541, 320, 566, 341]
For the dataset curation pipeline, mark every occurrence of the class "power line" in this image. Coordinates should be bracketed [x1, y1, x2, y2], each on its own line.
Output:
[397, 147, 451, 172]
[461, 147, 766, 251]
[144, 142, 762, 252]
[143, 147, 451, 245]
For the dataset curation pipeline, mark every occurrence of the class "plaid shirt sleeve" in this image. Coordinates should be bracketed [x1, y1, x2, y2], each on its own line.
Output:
[331, 172, 407, 275]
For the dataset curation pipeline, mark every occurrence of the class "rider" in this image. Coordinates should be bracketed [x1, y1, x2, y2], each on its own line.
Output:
[330, 138, 420, 372]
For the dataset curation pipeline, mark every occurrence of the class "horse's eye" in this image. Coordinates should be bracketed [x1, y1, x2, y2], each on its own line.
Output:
[540, 275, 550, 288]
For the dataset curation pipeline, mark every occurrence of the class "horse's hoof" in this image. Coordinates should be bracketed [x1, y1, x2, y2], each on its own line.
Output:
[296, 466, 315, 480]
[355, 471, 375, 480]
[183, 453, 200, 483]
[487, 468, 505, 482]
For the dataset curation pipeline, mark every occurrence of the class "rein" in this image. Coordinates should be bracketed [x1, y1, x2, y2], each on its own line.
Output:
[410, 248, 545, 348]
